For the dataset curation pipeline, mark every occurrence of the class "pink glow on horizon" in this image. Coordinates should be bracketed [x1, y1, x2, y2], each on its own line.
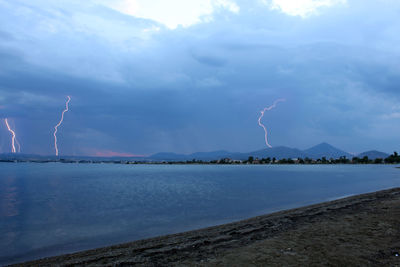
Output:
[93, 150, 145, 158]
[54, 96, 71, 156]
[258, 98, 286, 148]
[4, 118, 16, 153]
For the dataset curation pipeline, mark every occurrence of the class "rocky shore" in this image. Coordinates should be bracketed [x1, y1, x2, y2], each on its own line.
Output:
[15, 187, 400, 266]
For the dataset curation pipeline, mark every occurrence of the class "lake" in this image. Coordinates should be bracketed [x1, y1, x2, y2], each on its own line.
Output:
[1, 163, 399, 265]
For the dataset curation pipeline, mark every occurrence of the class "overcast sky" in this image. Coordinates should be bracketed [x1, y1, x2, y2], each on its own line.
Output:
[0, 0, 399, 156]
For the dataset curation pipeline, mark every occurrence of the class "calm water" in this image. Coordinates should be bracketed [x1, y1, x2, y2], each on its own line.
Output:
[0, 163, 399, 265]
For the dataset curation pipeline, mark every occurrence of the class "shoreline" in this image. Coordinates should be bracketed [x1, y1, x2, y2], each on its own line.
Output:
[14, 187, 400, 266]
[2, 160, 400, 165]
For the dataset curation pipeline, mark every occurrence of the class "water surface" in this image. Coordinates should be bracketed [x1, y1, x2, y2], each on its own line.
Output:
[0, 163, 399, 265]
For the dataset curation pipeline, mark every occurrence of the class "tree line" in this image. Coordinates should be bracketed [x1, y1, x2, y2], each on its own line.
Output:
[238, 152, 400, 164]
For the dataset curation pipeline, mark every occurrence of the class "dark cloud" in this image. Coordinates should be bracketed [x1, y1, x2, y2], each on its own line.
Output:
[191, 53, 227, 67]
[0, 0, 399, 155]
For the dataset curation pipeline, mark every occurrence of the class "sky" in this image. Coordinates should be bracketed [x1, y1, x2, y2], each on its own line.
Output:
[0, 0, 399, 156]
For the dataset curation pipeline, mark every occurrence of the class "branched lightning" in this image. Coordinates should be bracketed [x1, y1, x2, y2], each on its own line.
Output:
[258, 99, 285, 148]
[53, 96, 71, 156]
[15, 139, 21, 153]
[4, 118, 17, 153]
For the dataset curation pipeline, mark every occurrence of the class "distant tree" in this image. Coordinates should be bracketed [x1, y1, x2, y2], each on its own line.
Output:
[248, 156, 254, 163]
[338, 156, 349, 164]
[361, 156, 370, 164]
[395, 152, 400, 163]
[277, 158, 286, 164]
[352, 157, 360, 164]
[385, 152, 400, 164]
[304, 157, 312, 164]
[272, 157, 276, 164]
[374, 158, 383, 164]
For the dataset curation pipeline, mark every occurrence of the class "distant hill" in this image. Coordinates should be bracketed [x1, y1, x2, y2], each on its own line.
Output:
[150, 151, 238, 161]
[357, 150, 389, 160]
[189, 150, 234, 160]
[148, 144, 351, 161]
[0, 144, 392, 162]
[303, 142, 353, 159]
[149, 152, 188, 161]
[148, 147, 306, 161]
[244, 146, 306, 160]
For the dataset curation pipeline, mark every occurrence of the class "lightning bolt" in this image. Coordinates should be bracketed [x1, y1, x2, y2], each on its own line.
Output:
[54, 96, 71, 156]
[15, 139, 21, 153]
[4, 118, 17, 153]
[258, 99, 286, 148]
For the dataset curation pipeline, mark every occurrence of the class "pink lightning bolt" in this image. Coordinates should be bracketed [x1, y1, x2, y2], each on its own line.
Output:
[4, 118, 17, 153]
[54, 96, 71, 156]
[258, 99, 286, 148]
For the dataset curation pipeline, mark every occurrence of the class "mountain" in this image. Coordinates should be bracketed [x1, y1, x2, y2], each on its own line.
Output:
[245, 146, 306, 160]
[303, 142, 353, 159]
[2, 143, 390, 162]
[189, 150, 234, 160]
[149, 150, 238, 161]
[357, 150, 389, 159]
[149, 146, 310, 161]
[148, 152, 188, 161]
[149, 147, 307, 161]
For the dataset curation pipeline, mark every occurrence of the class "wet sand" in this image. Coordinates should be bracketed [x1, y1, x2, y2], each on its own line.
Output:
[15, 187, 400, 266]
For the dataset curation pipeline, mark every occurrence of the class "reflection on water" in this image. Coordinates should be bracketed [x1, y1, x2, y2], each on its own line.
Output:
[0, 175, 19, 217]
[0, 174, 20, 263]
[0, 163, 399, 265]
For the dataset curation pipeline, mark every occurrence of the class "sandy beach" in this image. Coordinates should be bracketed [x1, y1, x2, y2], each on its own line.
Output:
[14, 187, 400, 266]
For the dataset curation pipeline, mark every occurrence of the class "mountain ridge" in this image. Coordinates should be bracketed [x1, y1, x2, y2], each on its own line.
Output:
[0, 143, 392, 161]
[357, 150, 390, 160]
[303, 142, 353, 159]
[148, 143, 354, 161]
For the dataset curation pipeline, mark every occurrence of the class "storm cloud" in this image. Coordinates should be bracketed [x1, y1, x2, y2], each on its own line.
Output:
[0, 0, 399, 155]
